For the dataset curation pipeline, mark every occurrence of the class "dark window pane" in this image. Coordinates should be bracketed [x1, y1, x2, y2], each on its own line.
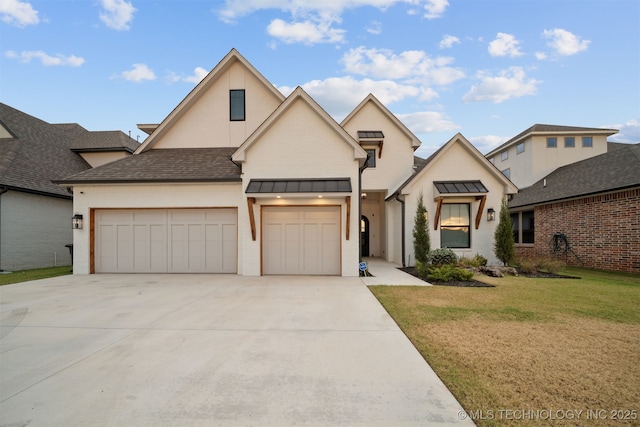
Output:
[230, 90, 245, 121]
[365, 149, 376, 167]
[441, 204, 470, 248]
[511, 213, 520, 243]
[522, 210, 534, 244]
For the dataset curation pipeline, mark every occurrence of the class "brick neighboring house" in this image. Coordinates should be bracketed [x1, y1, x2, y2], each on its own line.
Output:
[508, 142, 640, 273]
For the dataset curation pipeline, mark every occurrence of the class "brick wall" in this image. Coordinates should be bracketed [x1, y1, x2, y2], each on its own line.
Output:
[515, 188, 640, 273]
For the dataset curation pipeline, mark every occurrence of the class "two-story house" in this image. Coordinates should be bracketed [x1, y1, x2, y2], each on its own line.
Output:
[56, 49, 517, 276]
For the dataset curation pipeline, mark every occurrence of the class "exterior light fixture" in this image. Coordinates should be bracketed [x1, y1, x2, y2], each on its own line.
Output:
[424, 211, 428, 221]
[72, 213, 83, 229]
[487, 208, 496, 222]
[361, 192, 367, 199]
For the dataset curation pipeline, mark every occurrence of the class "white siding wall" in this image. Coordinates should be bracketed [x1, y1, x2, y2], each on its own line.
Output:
[0, 190, 73, 270]
[342, 102, 416, 192]
[403, 142, 509, 266]
[153, 61, 282, 149]
[241, 99, 361, 276]
[71, 183, 242, 274]
[78, 152, 131, 168]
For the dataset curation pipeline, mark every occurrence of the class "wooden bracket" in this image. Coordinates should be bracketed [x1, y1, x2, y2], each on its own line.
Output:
[345, 196, 351, 240]
[475, 195, 486, 230]
[247, 197, 256, 241]
[433, 196, 443, 230]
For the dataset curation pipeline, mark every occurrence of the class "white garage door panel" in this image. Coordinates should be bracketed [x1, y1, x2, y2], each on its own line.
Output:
[263, 207, 340, 275]
[96, 209, 237, 273]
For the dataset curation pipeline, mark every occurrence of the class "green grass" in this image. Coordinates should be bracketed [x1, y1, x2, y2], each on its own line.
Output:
[369, 267, 640, 426]
[0, 265, 72, 286]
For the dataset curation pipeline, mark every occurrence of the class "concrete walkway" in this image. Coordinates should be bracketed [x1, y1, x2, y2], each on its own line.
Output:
[0, 274, 471, 426]
[361, 257, 432, 286]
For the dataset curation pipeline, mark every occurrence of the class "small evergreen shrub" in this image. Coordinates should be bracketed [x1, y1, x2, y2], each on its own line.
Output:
[415, 260, 430, 278]
[427, 264, 474, 282]
[473, 253, 488, 267]
[428, 248, 458, 266]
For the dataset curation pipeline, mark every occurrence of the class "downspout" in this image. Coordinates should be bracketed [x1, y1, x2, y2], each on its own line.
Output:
[0, 186, 7, 272]
[394, 192, 406, 267]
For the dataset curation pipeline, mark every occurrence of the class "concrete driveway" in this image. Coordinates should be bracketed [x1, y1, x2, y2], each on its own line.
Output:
[0, 274, 473, 426]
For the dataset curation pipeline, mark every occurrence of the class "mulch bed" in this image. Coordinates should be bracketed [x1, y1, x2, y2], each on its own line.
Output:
[400, 266, 581, 287]
[400, 267, 495, 287]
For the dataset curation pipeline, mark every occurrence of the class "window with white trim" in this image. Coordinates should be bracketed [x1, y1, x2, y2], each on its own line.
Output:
[441, 204, 470, 248]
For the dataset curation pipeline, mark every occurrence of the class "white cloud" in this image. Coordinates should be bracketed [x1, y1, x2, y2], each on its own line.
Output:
[5, 50, 84, 66]
[469, 135, 510, 154]
[423, 0, 448, 19]
[439, 34, 460, 49]
[0, 0, 38, 26]
[488, 32, 523, 57]
[166, 67, 209, 84]
[279, 76, 420, 120]
[342, 46, 464, 86]
[366, 20, 382, 35]
[99, 0, 136, 31]
[542, 28, 590, 56]
[397, 110, 459, 134]
[535, 51, 547, 60]
[463, 67, 540, 103]
[267, 18, 346, 44]
[217, 1, 449, 44]
[604, 118, 639, 143]
[119, 63, 156, 82]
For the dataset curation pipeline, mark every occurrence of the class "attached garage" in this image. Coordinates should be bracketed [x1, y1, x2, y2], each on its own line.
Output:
[262, 206, 340, 275]
[95, 209, 237, 273]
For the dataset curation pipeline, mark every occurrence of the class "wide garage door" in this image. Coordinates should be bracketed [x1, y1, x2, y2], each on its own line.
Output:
[263, 206, 340, 275]
[95, 209, 237, 273]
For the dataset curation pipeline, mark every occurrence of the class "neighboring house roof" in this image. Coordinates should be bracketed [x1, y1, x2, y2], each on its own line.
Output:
[510, 143, 640, 208]
[0, 103, 92, 198]
[389, 133, 518, 200]
[135, 48, 285, 153]
[232, 86, 367, 164]
[486, 124, 618, 157]
[341, 94, 421, 150]
[54, 148, 241, 184]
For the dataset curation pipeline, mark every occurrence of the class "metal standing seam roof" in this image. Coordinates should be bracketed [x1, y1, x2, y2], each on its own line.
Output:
[434, 180, 488, 194]
[246, 178, 352, 193]
[357, 131, 384, 139]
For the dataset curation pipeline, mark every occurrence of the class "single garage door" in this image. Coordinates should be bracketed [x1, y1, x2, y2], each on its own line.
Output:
[262, 206, 340, 275]
[96, 209, 237, 273]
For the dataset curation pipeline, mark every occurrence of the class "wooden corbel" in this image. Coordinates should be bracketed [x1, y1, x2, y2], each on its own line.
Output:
[433, 196, 443, 230]
[247, 197, 256, 241]
[345, 196, 351, 240]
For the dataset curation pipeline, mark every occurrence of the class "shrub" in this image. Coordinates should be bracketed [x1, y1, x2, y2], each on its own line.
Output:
[415, 260, 430, 278]
[516, 257, 537, 274]
[458, 253, 488, 268]
[413, 192, 431, 263]
[494, 197, 515, 266]
[428, 248, 458, 266]
[515, 256, 566, 274]
[427, 264, 474, 282]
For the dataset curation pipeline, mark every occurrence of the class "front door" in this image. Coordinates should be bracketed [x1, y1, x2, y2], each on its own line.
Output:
[361, 215, 370, 257]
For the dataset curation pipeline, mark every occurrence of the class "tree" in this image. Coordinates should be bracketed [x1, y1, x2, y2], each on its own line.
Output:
[413, 191, 431, 264]
[494, 197, 515, 266]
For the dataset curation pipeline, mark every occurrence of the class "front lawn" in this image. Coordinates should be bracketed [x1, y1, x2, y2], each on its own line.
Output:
[0, 265, 72, 286]
[370, 268, 640, 426]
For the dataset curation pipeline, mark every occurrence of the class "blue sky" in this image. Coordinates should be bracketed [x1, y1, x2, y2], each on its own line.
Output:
[1, 0, 638, 158]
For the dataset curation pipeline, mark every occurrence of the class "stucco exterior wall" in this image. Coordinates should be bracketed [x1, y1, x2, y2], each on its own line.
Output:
[342, 102, 415, 192]
[0, 190, 72, 270]
[78, 151, 130, 168]
[154, 61, 282, 149]
[240, 98, 362, 276]
[514, 188, 640, 273]
[70, 183, 243, 274]
[402, 142, 509, 266]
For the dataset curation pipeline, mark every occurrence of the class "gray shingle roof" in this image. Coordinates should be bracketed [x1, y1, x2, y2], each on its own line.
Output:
[0, 103, 92, 198]
[509, 143, 640, 208]
[55, 148, 242, 184]
[66, 128, 141, 153]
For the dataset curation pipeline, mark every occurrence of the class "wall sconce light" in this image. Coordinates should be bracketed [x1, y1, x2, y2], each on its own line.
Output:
[424, 210, 428, 221]
[361, 192, 367, 199]
[72, 213, 83, 229]
[487, 208, 495, 222]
